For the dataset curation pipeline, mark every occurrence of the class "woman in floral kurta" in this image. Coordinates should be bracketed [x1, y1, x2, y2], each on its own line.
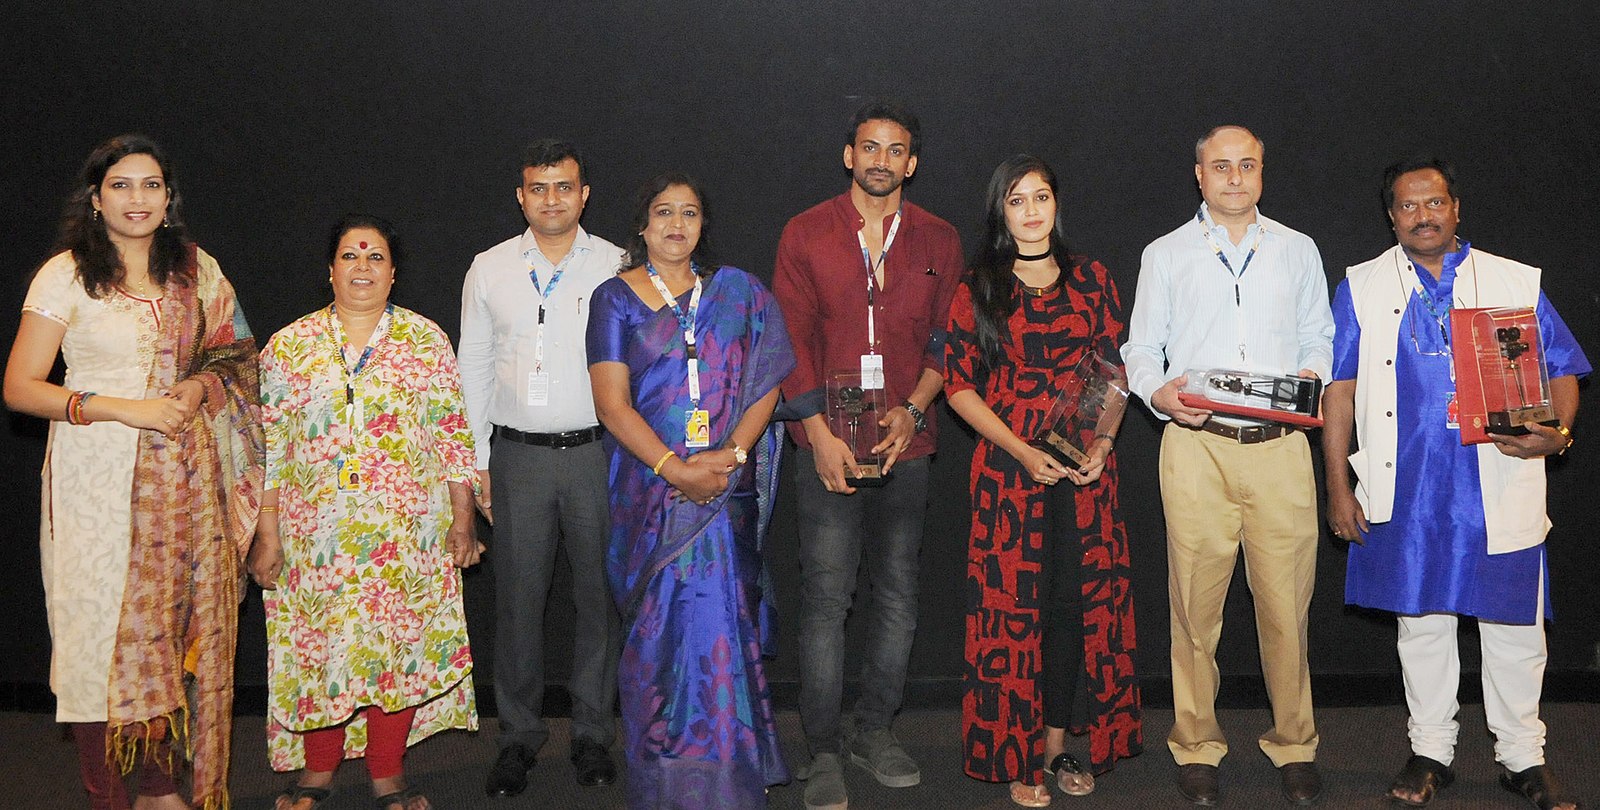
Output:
[254, 216, 478, 810]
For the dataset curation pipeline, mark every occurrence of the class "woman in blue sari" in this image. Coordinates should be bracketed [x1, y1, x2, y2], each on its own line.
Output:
[587, 171, 794, 809]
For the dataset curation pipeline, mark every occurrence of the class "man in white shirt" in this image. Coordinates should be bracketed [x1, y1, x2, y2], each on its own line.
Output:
[1121, 125, 1334, 807]
[459, 139, 625, 796]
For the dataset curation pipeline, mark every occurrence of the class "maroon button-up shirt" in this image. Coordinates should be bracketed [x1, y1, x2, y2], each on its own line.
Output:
[773, 192, 965, 460]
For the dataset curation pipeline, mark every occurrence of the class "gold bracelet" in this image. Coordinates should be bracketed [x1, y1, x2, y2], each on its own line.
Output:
[1556, 424, 1574, 456]
[651, 451, 676, 476]
[259, 505, 279, 514]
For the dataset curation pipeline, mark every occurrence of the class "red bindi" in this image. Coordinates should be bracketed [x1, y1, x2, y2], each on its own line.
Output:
[358, 241, 368, 249]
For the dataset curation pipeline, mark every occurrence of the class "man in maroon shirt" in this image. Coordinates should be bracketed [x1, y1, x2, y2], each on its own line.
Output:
[773, 100, 964, 810]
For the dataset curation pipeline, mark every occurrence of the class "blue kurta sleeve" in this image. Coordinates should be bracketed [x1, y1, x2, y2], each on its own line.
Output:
[1535, 291, 1591, 379]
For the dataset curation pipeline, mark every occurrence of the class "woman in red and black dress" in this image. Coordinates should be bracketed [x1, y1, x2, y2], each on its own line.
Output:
[944, 155, 1142, 807]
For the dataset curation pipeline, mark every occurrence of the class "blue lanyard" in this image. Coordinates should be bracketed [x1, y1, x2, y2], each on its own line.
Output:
[1196, 207, 1265, 303]
[326, 303, 393, 411]
[645, 261, 704, 404]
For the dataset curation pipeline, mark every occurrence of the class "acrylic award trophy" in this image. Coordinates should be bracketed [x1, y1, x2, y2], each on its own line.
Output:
[1450, 306, 1556, 444]
[1031, 354, 1130, 467]
[827, 370, 890, 487]
[1177, 369, 1324, 427]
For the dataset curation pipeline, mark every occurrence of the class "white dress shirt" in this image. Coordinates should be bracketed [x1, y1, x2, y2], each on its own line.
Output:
[1121, 204, 1334, 423]
[458, 227, 624, 468]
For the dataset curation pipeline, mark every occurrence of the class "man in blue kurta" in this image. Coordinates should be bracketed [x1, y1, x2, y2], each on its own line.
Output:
[1322, 157, 1588, 810]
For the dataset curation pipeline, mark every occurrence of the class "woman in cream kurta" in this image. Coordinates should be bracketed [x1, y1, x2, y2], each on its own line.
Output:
[7, 135, 263, 810]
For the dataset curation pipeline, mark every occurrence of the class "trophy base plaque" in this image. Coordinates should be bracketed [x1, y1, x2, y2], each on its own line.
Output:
[1486, 405, 1557, 436]
[1037, 428, 1091, 467]
[845, 464, 891, 488]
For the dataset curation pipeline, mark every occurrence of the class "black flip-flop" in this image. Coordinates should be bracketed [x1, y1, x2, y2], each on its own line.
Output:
[1501, 764, 1581, 810]
[1388, 755, 1454, 807]
[1047, 752, 1095, 796]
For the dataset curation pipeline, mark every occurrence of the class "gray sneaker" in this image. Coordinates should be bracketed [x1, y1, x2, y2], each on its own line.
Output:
[803, 752, 849, 810]
[846, 727, 921, 788]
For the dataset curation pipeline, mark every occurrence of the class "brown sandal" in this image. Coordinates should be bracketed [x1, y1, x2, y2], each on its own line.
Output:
[1009, 781, 1052, 807]
[275, 785, 331, 810]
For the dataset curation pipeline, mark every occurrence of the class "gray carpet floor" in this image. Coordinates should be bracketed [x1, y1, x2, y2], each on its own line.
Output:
[4, 704, 1596, 808]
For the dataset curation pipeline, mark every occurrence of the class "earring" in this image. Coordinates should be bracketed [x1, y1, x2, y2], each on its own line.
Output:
[92, 209, 101, 221]
[161, 217, 170, 229]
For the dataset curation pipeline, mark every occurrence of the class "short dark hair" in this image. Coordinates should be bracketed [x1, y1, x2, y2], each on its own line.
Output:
[622, 171, 718, 275]
[327, 213, 404, 269]
[1194, 125, 1265, 163]
[1381, 156, 1457, 210]
[845, 99, 922, 157]
[519, 138, 586, 186]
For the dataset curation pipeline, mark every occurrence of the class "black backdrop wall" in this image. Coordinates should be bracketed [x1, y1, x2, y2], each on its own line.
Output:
[4, 3, 1597, 709]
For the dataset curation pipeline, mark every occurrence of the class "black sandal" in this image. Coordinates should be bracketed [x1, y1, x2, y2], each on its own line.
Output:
[1388, 755, 1454, 807]
[1046, 752, 1095, 797]
[1501, 764, 1581, 810]
[275, 785, 332, 809]
[374, 786, 429, 810]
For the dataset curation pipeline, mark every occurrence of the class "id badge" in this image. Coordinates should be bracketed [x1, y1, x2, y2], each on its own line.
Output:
[1444, 391, 1460, 430]
[685, 408, 711, 448]
[860, 353, 885, 390]
[336, 456, 363, 491]
[527, 372, 551, 406]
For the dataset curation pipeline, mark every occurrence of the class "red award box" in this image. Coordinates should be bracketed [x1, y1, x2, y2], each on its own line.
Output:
[1449, 307, 1556, 445]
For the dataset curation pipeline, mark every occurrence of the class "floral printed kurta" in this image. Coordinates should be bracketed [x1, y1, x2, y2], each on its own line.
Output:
[260, 304, 478, 771]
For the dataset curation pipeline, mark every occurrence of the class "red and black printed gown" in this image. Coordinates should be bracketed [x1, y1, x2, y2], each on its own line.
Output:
[944, 257, 1142, 784]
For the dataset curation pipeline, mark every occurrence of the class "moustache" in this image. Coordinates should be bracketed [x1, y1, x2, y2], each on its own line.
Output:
[1409, 223, 1440, 235]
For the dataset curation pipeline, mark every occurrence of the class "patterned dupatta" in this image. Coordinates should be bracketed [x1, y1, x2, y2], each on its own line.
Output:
[106, 246, 264, 810]
[607, 269, 795, 617]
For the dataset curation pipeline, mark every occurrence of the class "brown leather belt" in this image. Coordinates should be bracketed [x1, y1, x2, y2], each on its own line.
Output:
[1195, 420, 1293, 444]
[494, 424, 604, 448]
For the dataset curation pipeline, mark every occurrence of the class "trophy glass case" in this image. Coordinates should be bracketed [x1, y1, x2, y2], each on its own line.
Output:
[1177, 369, 1323, 427]
[1031, 353, 1130, 467]
[1458, 307, 1555, 436]
[827, 370, 890, 487]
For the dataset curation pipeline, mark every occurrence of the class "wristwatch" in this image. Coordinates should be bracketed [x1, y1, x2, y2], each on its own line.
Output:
[730, 442, 749, 464]
[902, 400, 927, 433]
[1555, 424, 1573, 456]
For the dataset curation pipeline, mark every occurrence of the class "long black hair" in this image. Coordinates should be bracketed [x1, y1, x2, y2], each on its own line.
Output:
[623, 171, 718, 276]
[968, 154, 1072, 369]
[56, 134, 194, 298]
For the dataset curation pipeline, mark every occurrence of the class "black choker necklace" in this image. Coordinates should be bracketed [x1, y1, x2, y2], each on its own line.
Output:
[1015, 248, 1051, 261]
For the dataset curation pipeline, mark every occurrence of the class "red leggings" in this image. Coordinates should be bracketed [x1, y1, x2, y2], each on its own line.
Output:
[302, 705, 417, 780]
[71, 722, 180, 810]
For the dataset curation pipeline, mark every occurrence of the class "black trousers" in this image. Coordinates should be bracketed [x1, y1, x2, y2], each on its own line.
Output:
[1039, 481, 1086, 731]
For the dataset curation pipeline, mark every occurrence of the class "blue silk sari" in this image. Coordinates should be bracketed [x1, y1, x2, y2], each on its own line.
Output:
[587, 266, 794, 809]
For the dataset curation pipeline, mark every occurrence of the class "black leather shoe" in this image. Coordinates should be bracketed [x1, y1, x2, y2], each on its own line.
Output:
[485, 743, 537, 797]
[1280, 761, 1323, 805]
[572, 738, 618, 787]
[1177, 763, 1221, 806]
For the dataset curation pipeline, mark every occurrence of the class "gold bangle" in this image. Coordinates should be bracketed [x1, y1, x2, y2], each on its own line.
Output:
[651, 451, 676, 476]
[258, 505, 279, 514]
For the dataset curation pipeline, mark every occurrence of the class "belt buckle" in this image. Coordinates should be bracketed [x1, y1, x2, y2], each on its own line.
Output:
[1239, 424, 1266, 443]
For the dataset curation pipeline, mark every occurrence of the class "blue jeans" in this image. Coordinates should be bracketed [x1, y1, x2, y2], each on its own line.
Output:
[793, 449, 928, 755]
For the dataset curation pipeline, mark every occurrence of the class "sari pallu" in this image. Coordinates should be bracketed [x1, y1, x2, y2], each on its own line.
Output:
[108, 246, 264, 810]
[591, 267, 794, 809]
